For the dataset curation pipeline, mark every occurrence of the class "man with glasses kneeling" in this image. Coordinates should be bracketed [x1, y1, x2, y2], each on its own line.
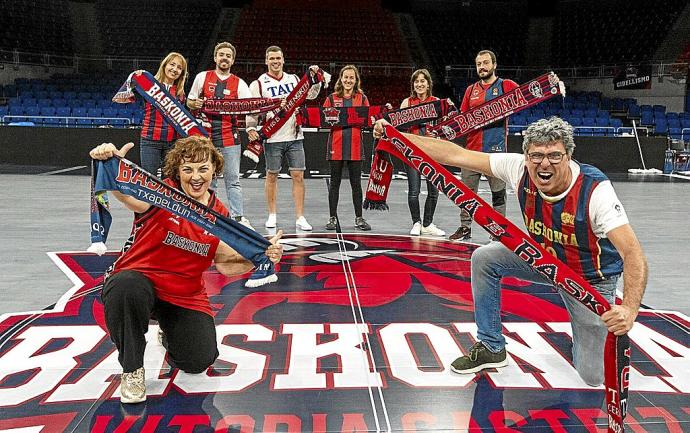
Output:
[373, 116, 647, 387]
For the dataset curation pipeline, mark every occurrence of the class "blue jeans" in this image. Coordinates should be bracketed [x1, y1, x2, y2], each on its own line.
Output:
[211, 145, 243, 218]
[471, 241, 618, 386]
[405, 164, 438, 226]
[139, 138, 174, 176]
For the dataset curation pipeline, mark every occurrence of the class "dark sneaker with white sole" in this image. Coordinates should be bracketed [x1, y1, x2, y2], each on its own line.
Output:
[450, 341, 508, 374]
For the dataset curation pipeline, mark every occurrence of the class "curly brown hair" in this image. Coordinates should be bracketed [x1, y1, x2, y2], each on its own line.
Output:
[163, 136, 224, 182]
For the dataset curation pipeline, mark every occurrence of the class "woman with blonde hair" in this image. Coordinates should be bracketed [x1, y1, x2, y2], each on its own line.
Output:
[122, 52, 189, 175]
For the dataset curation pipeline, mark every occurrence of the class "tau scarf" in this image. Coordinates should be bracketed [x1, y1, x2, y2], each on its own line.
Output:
[243, 69, 331, 162]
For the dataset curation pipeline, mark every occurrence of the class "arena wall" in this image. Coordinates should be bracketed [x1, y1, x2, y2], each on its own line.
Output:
[0, 127, 668, 174]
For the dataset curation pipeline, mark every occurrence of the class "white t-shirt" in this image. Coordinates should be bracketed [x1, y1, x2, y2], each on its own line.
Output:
[245, 72, 321, 143]
[489, 153, 629, 238]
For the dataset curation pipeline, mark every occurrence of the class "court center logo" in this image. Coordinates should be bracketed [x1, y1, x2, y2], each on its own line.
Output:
[0, 234, 687, 433]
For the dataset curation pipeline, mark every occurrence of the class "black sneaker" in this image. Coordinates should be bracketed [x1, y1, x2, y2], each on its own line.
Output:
[449, 226, 471, 241]
[450, 341, 507, 374]
[354, 217, 371, 231]
[325, 216, 338, 230]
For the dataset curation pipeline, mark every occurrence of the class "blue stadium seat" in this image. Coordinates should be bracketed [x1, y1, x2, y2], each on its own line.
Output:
[116, 108, 133, 118]
[577, 127, 593, 136]
[669, 127, 682, 140]
[21, 97, 37, 107]
[24, 106, 40, 116]
[56, 107, 71, 117]
[110, 119, 128, 127]
[628, 105, 640, 118]
[93, 118, 108, 126]
[640, 112, 654, 126]
[40, 107, 57, 116]
[667, 118, 681, 128]
[72, 107, 88, 117]
[77, 118, 93, 127]
[654, 122, 668, 135]
[102, 108, 117, 118]
[87, 108, 103, 118]
[582, 117, 596, 126]
[9, 106, 26, 116]
[83, 100, 97, 108]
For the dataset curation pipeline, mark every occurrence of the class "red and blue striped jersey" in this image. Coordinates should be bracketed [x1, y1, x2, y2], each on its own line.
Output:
[140, 85, 183, 142]
[517, 163, 623, 281]
[460, 78, 519, 152]
[324, 92, 369, 161]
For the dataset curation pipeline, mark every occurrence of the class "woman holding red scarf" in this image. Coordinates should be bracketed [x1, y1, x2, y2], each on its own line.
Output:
[323, 65, 371, 231]
[118, 52, 189, 176]
[400, 69, 445, 237]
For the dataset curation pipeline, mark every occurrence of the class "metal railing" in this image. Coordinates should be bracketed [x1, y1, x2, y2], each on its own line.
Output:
[1, 115, 132, 127]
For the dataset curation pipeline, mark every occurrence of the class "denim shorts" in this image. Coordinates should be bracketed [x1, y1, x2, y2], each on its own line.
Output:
[264, 139, 306, 173]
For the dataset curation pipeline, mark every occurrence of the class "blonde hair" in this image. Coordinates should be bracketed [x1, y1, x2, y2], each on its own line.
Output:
[334, 65, 363, 98]
[164, 136, 224, 182]
[213, 41, 236, 59]
[409, 68, 433, 98]
[154, 52, 188, 98]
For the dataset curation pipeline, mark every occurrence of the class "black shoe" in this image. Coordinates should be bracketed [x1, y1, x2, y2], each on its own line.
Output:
[354, 217, 371, 231]
[325, 216, 338, 230]
[450, 341, 507, 374]
[449, 226, 471, 241]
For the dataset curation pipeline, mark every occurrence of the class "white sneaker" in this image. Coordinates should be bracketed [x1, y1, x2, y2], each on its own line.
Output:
[296, 216, 313, 231]
[421, 223, 445, 236]
[238, 216, 254, 231]
[120, 367, 146, 403]
[265, 213, 277, 228]
[410, 221, 422, 236]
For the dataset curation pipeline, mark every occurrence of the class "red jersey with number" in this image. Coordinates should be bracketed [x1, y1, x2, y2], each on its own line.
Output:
[109, 179, 229, 315]
[324, 92, 369, 161]
[140, 85, 184, 142]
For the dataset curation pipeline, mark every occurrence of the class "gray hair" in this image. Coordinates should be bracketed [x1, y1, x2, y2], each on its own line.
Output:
[521, 116, 576, 155]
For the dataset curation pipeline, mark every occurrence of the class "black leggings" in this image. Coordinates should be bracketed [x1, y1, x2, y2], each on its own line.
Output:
[328, 160, 363, 218]
[102, 270, 218, 373]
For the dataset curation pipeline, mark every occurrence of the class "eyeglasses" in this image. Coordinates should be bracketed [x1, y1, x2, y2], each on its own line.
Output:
[527, 151, 567, 164]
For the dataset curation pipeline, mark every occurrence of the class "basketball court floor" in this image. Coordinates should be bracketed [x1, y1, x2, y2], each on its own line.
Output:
[0, 170, 688, 432]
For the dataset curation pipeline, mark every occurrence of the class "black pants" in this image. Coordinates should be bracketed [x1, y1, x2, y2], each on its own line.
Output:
[102, 270, 219, 373]
[328, 160, 363, 218]
[405, 163, 439, 226]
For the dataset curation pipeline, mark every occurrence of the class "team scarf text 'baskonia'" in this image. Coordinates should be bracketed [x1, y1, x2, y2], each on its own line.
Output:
[89, 157, 276, 287]
[364, 73, 564, 209]
[113, 71, 208, 137]
[243, 69, 331, 163]
[377, 125, 629, 433]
